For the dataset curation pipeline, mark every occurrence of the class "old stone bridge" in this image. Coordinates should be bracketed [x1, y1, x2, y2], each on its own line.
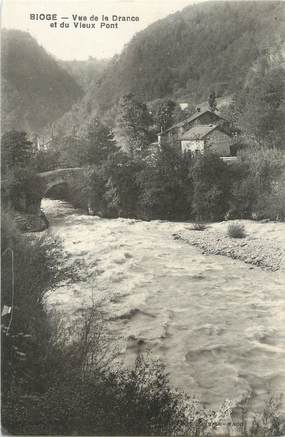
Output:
[20, 167, 86, 213]
[37, 167, 85, 197]
[5, 167, 87, 231]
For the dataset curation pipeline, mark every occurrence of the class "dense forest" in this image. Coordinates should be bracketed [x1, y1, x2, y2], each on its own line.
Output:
[94, 1, 285, 109]
[1, 30, 83, 133]
[59, 57, 109, 92]
[52, 1, 285, 136]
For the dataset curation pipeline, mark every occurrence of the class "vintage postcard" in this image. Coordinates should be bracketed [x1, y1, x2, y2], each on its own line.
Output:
[1, 0, 285, 435]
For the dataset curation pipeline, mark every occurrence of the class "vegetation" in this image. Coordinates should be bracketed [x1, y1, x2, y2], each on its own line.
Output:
[48, 2, 285, 136]
[227, 222, 246, 239]
[226, 64, 285, 150]
[208, 91, 218, 112]
[1, 210, 64, 407]
[191, 154, 231, 221]
[1, 130, 33, 174]
[153, 99, 177, 132]
[1, 29, 83, 133]
[94, 2, 284, 110]
[229, 147, 285, 221]
[1, 130, 39, 212]
[59, 57, 109, 92]
[115, 93, 153, 159]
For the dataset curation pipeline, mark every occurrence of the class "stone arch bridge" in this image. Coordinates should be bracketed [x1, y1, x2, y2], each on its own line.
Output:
[3, 167, 87, 231]
[19, 167, 87, 214]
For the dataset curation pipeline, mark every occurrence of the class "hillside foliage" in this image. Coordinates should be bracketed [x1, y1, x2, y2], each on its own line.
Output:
[59, 57, 109, 92]
[94, 2, 285, 111]
[51, 1, 285, 136]
[1, 29, 83, 133]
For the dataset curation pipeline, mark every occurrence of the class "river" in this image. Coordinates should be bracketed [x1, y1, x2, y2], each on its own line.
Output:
[43, 198, 285, 412]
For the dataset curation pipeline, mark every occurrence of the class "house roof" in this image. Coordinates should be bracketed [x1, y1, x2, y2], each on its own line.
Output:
[163, 109, 224, 134]
[180, 124, 229, 141]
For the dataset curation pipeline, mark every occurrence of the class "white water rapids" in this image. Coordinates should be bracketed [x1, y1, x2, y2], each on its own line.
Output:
[43, 198, 285, 411]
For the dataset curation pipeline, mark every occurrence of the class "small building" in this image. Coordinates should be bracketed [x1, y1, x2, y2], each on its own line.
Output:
[180, 124, 232, 157]
[158, 108, 228, 151]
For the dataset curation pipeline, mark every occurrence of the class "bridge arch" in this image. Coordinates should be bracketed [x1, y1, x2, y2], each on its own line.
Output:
[2, 167, 87, 231]
[44, 181, 69, 201]
[37, 168, 86, 198]
[17, 167, 87, 215]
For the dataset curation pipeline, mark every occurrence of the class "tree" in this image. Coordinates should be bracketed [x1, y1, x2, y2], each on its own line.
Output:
[115, 94, 152, 160]
[86, 118, 117, 165]
[1, 130, 34, 175]
[137, 146, 193, 220]
[85, 164, 109, 216]
[191, 154, 231, 221]
[1, 130, 37, 210]
[103, 152, 144, 217]
[208, 91, 218, 112]
[226, 67, 285, 148]
[154, 99, 176, 132]
[229, 146, 285, 219]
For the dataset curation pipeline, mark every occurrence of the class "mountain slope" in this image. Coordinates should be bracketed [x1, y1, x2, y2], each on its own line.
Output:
[59, 58, 109, 92]
[94, 1, 285, 111]
[1, 29, 83, 133]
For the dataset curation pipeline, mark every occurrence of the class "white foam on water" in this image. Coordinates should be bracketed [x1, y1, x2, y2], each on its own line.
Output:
[43, 199, 285, 412]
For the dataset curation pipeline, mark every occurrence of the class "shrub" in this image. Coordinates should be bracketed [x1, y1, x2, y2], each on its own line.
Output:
[227, 222, 246, 238]
[1, 209, 65, 400]
[232, 394, 285, 437]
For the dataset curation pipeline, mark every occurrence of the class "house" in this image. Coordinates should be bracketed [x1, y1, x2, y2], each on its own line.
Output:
[158, 107, 229, 151]
[180, 124, 233, 156]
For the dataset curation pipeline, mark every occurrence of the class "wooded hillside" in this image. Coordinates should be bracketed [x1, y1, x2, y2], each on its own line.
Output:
[1, 30, 83, 133]
[94, 1, 285, 110]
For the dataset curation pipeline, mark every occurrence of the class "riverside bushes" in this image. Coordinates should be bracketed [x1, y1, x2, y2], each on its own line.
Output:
[1, 210, 65, 401]
[63, 145, 285, 223]
[47, 142, 285, 225]
[7, 355, 190, 436]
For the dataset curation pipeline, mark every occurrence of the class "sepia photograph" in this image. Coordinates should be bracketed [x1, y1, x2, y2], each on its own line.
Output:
[1, 0, 285, 435]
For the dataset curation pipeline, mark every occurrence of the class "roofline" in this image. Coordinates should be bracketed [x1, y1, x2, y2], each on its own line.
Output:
[180, 124, 230, 140]
[163, 110, 226, 134]
[180, 124, 218, 140]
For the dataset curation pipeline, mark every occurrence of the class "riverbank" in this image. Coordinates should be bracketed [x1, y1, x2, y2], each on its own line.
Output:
[42, 199, 285, 412]
[176, 220, 285, 272]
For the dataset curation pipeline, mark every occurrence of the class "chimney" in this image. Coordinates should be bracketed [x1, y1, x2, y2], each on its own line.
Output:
[196, 107, 201, 112]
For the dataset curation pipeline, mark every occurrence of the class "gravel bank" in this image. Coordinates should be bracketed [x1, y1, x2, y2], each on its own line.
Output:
[175, 221, 285, 272]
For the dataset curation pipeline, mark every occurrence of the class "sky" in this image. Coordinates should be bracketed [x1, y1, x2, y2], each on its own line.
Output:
[1, 0, 204, 60]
